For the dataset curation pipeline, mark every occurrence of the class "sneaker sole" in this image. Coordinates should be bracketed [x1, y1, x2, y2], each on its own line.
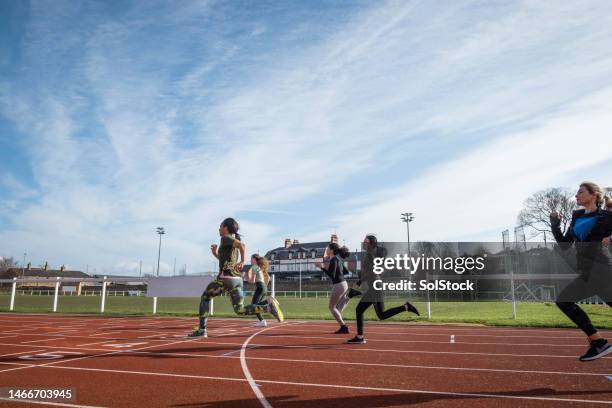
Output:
[346, 340, 366, 344]
[268, 297, 284, 322]
[580, 344, 612, 361]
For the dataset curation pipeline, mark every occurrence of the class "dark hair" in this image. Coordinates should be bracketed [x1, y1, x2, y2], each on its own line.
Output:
[221, 218, 241, 240]
[328, 242, 340, 253]
[328, 242, 349, 258]
[338, 246, 350, 259]
[365, 234, 378, 247]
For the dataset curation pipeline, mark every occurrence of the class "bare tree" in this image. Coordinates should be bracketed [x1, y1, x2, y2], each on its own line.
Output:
[518, 188, 577, 237]
[0, 256, 19, 273]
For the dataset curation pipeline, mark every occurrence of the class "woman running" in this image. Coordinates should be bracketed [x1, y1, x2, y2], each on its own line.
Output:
[189, 218, 283, 337]
[317, 243, 351, 334]
[347, 234, 419, 344]
[247, 254, 270, 327]
[552, 182, 612, 361]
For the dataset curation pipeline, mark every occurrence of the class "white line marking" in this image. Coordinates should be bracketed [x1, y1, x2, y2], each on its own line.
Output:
[263, 333, 589, 348]
[0, 340, 584, 359]
[21, 338, 65, 344]
[0, 397, 105, 407]
[2, 363, 611, 405]
[240, 325, 284, 408]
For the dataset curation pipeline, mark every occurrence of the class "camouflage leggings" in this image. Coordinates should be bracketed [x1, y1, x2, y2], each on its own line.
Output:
[198, 277, 244, 330]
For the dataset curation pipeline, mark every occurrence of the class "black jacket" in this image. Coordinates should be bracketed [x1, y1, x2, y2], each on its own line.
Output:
[321, 256, 346, 284]
[551, 208, 612, 272]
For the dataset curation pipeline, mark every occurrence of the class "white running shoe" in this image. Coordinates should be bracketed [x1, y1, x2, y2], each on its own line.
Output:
[254, 320, 268, 327]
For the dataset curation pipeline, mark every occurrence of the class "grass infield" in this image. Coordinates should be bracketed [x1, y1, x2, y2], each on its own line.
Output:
[1, 293, 611, 329]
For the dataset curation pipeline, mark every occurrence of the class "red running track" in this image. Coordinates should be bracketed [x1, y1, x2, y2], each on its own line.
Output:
[0, 313, 610, 407]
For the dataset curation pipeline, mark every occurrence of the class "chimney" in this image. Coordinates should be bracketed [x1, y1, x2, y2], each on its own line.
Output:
[330, 234, 338, 244]
[293, 239, 299, 245]
[284, 238, 292, 248]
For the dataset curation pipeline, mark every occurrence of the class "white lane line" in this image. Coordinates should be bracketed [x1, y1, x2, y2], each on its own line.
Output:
[2, 349, 607, 378]
[0, 324, 261, 376]
[0, 397, 105, 407]
[262, 333, 590, 348]
[278, 326, 594, 341]
[0, 340, 583, 359]
[2, 363, 611, 405]
[233, 354, 612, 377]
[0, 350, 44, 358]
[240, 328, 274, 408]
[301, 323, 612, 337]
[21, 338, 65, 344]
[239, 321, 308, 408]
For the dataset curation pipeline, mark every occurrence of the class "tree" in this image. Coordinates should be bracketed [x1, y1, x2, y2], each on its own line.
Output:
[518, 188, 577, 238]
[0, 256, 19, 273]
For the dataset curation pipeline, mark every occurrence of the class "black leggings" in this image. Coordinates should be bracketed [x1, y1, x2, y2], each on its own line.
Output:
[251, 282, 267, 321]
[356, 300, 405, 336]
[556, 272, 612, 336]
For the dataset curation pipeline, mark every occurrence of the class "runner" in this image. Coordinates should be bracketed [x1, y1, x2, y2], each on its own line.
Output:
[188, 218, 283, 337]
[247, 254, 270, 327]
[317, 243, 351, 334]
[347, 234, 419, 344]
[552, 182, 612, 361]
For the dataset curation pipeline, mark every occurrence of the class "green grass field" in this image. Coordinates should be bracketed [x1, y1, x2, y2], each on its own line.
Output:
[1, 293, 611, 329]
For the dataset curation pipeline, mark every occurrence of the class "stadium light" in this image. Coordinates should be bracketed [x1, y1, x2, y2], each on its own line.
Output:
[156, 227, 165, 277]
[400, 212, 415, 257]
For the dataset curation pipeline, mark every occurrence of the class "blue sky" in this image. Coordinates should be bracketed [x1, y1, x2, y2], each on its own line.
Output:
[1, 0, 611, 275]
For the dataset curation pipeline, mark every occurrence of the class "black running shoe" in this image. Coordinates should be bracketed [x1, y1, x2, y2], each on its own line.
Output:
[346, 336, 366, 344]
[347, 288, 362, 299]
[335, 325, 349, 334]
[579, 339, 612, 361]
[404, 301, 420, 316]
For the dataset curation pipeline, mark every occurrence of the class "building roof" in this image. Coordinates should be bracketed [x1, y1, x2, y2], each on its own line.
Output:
[1, 268, 89, 279]
[265, 241, 362, 262]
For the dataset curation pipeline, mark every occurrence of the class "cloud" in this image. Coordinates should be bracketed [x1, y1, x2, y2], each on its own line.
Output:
[1, 0, 611, 273]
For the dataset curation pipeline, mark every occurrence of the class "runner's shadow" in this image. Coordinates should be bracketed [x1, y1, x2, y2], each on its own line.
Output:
[170, 388, 612, 407]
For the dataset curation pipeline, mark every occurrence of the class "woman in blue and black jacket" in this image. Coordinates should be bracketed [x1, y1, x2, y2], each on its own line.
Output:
[551, 181, 612, 361]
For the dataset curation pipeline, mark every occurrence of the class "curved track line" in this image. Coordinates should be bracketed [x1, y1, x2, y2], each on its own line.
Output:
[240, 322, 301, 408]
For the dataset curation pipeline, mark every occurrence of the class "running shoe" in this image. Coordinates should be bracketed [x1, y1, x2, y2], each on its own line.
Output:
[267, 296, 284, 322]
[187, 327, 207, 338]
[347, 288, 362, 299]
[255, 319, 268, 327]
[404, 301, 420, 316]
[579, 339, 612, 361]
[346, 336, 366, 344]
[335, 325, 349, 334]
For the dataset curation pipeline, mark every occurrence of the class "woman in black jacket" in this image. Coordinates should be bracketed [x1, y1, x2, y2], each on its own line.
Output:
[317, 243, 351, 334]
[346, 234, 419, 344]
[552, 181, 612, 361]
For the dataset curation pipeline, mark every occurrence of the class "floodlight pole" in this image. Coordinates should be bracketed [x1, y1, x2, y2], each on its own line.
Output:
[400, 213, 414, 257]
[22, 253, 27, 278]
[156, 227, 165, 277]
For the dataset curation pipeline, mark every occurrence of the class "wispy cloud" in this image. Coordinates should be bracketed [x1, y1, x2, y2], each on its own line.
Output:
[1, 0, 611, 273]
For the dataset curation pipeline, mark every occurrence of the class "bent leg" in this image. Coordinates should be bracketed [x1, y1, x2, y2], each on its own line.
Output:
[556, 275, 598, 336]
[373, 301, 406, 321]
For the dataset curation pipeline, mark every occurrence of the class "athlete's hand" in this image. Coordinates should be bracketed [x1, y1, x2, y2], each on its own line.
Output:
[549, 212, 561, 228]
[210, 244, 218, 254]
[603, 236, 611, 247]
